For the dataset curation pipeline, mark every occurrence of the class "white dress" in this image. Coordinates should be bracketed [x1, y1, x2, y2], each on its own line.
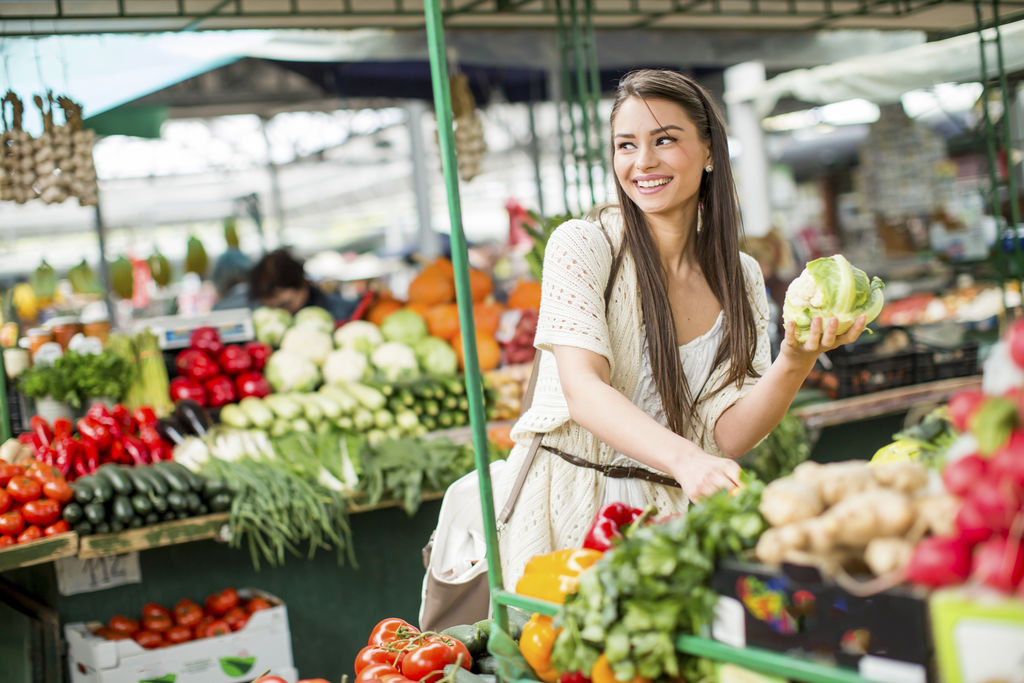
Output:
[603, 311, 725, 510]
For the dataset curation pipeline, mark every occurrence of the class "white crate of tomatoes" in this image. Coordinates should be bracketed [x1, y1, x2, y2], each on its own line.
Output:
[65, 588, 295, 683]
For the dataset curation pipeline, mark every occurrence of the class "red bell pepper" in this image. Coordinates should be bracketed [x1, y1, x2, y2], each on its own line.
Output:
[111, 404, 137, 436]
[37, 446, 56, 467]
[204, 375, 237, 408]
[132, 406, 158, 430]
[107, 440, 130, 466]
[17, 433, 34, 447]
[243, 341, 271, 372]
[170, 377, 208, 406]
[122, 435, 151, 466]
[175, 349, 219, 382]
[76, 417, 112, 452]
[235, 372, 270, 399]
[30, 416, 52, 449]
[138, 426, 165, 462]
[561, 672, 592, 683]
[87, 403, 123, 440]
[80, 440, 100, 475]
[52, 417, 73, 442]
[72, 442, 92, 479]
[216, 345, 252, 376]
[190, 326, 224, 356]
[582, 502, 650, 552]
[55, 438, 79, 479]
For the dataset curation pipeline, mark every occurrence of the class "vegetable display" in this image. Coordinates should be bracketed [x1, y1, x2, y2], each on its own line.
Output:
[169, 327, 271, 408]
[18, 349, 131, 409]
[782, 254, 885, 343]
[0, 458, 75, 546]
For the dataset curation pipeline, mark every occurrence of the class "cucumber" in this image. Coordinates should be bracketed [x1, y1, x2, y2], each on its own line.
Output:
[83, 501, 106, 525]
[62, 502, 84, 525]
[109, 520, 126, 533]
[72, 520, 94, 536]
[131, 494, 153, 517]
[474, 657, 499, 676]
[208, 492, 232, 513]
[184, 492, 202, 513]
[166, 491, 188, 512]
[93, 522, 111, 534]
[443, 664, 491, 683]
[84, 475, 113, 504]
[95, 464, 134, 496]
[202, 478, 227, 499]
[135, 467, 169, 497]
[144, 512, 160, 525]
[161, 510, 177, 522]
[71, 481, 93, 505]
[150, 463, 190, 493]
[128, 517, 144, 529]
[164, 461, 206, 493]
[123, 467, 153, 496]
[442, 624, 488, 658]
[175, 510, 190, 520]
[196, 504, 209, 515]
[111, 496, 135, 524]
[147, 491, 169, 514]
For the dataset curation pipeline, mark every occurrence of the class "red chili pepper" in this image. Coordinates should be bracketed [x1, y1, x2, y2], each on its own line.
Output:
[86, 402, 111, 422]
[76, 417, 112, 451]
[107, 440, 130, 466]
[132, 407, 158, 430]
[138, 426, 165, 461]
[55, 438, 81, 479]
[582, 502, 645, 552]
[72, 442, 91, 479]
[37, 446, 57, 467]
[242, 341, 271, 371]
[52, 417, 73, 442]
[80, 440, 100, 475]
[216, 345, 252, 376]
[111, 404, 137, 436]
[122, 435, 151, 466]
[190, 326, 224, 356]
[88, 404, 123, 440]
[29, 416, 52, 448]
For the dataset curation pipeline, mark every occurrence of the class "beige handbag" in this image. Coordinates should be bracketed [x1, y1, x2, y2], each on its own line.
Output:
[418, 357, 543, 632]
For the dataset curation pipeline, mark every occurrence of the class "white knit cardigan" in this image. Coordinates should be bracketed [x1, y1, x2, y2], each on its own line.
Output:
[495, 213, 771, 588]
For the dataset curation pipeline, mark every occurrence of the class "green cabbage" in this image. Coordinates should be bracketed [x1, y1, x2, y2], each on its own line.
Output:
[782, 254, 885, 343]
[380, 310, 428, 346]
[413, 336, 458, 376]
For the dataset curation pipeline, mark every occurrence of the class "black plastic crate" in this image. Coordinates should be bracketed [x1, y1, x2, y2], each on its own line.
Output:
[914, 339, 980, 384]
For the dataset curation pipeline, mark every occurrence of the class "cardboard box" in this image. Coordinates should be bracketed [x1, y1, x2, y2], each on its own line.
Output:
[711, 560, 931, 683]
[930, 587, 1024, 683]
[65, 589, 296, 683]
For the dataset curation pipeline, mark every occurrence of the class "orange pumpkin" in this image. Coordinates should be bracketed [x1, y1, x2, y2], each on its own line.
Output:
[453, 330, 501, 372]
[420, 257, 454, 281]
[425, 303, 460, 340]
[469, 268, 494, 303]
[508, 280, 542, 311]
[408, 270, 455, 306]
[473, 302, 503, 336]
[488, 424, 515, 450]
[367, 297, 403, 327]
[404, 300, 432, 318]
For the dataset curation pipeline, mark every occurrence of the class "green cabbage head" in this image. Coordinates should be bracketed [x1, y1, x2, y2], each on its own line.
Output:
[782, 254, 885, 343]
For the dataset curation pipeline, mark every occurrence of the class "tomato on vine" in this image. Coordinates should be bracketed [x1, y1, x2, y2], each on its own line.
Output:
[368, 618, 420, 648]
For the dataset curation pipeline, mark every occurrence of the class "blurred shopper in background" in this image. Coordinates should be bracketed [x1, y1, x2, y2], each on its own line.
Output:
[248, 248, 357, 320]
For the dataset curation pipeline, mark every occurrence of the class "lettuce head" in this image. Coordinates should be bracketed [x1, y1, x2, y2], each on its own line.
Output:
[783, 254, 885, 342]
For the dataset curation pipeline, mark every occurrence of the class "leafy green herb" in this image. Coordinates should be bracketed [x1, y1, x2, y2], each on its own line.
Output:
[738, 412, 810, 483]
[551, 478, 766, 682]
[18, 350, 132, 408]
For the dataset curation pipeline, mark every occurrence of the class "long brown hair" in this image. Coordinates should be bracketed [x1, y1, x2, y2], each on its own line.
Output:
[603, 69, 759, 438]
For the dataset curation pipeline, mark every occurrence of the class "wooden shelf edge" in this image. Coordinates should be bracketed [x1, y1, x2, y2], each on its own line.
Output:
[0, 532, 79, 572]
[77, 513, 229, 559]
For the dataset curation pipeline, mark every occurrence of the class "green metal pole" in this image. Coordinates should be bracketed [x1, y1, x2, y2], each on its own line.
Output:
[0, 348, 10, 442]
[422, 0, 509, 635]
[584, 0, 607, 195]
[570, 0, 596, 207]
[556, 0, 583, 214]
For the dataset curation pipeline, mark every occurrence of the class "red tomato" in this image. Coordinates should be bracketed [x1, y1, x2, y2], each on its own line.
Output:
[0, 463, 23, 487]
[193, 615, 214, 639]
[357, 663, 403, 683]
[401, 638, 470, 683]
[44, 520, 71, 536]
[0, 489, 10, 515]
[173, 601, 204, 628]
[7, 477, 42, 503]
[143, 614, 173, 632]
[164, 625, 193, 644]
[355, 645, 404, 673]
[245, 596, 273, 613]
[0, 510, 24, 537]
[298, 679, 333, 683]
[141, 602, 170, 620]
[254, 677, 288, 683]
[17, 525, 42, 544]
[108, 615, 140, 636]
[223, 606, 249, 632]
[132, 630, 164, 649]
[205, 588, 239, 616]
[21, 498, 61, 527]
[94, 627, 129, 641]
[25, 461, 62, 483]
[368, 618, 420, 647]
[42, 478, 73, 504]
[0, 535, 14, 548]
[201, 619, 231, 638]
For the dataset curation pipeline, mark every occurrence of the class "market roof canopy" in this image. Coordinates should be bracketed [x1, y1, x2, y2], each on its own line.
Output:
[0, 0, 1020, 35]
[730, 18, 1024, 115]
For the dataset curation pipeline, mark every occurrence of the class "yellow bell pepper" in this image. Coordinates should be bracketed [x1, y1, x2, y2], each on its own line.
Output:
[515, 548, 603, 604]
[520, 613, 561, 683]
[591, 654, 651, 683]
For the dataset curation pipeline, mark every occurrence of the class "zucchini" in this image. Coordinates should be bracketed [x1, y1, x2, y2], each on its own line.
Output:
[85, 475, 114, 504]
[128, 516, 144, 529]
[202, 478, 227, 499]
[175, 510, 190, 520]
[95, 464, 134, 496]
[109, 520, 126, 533]
[72, 520, 94, 536]
[135, 466, 169, 496]
[442, 624, 488, 658]
[196, 504, 209, 515]
[123, 467, 153, 496]
[131, 494, 153, 517]
[144, 512, 160, 525]
[184, 491, 202, 513]
[83, 501, 106, 525]
[62, 502, 84, 525]
[71, 480, 93, 505]
[161, 510, 177, 522]
[208, 492, 232, 513]
[150, 463, 190, 493]
[147, 491, 169, 514]
[166, 491, 188, 512]
[111, 496, 135, 524]
[93, 522, 111, 534]
[158, 461, 205, 492]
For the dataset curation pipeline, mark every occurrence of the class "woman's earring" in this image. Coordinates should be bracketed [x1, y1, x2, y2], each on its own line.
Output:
[705, 165, 713, 173]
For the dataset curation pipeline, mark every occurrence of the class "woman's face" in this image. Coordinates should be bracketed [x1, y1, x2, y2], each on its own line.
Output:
[612, 96, 711, 224]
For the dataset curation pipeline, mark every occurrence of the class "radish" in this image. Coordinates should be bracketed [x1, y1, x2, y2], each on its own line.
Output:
[956, 498, 995, 546]
[990, 434, 1024, 499]
[942, 453, 988, 498]
[948, 389, 986, 433]
[1006, 318, 1024, 369]
[905, 536, 973, 587]
[972, 536, 1024, 593]
[964, 477, 1022, 535]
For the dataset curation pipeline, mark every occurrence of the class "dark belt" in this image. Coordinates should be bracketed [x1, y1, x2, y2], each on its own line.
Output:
[542, 444, 681, 488]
